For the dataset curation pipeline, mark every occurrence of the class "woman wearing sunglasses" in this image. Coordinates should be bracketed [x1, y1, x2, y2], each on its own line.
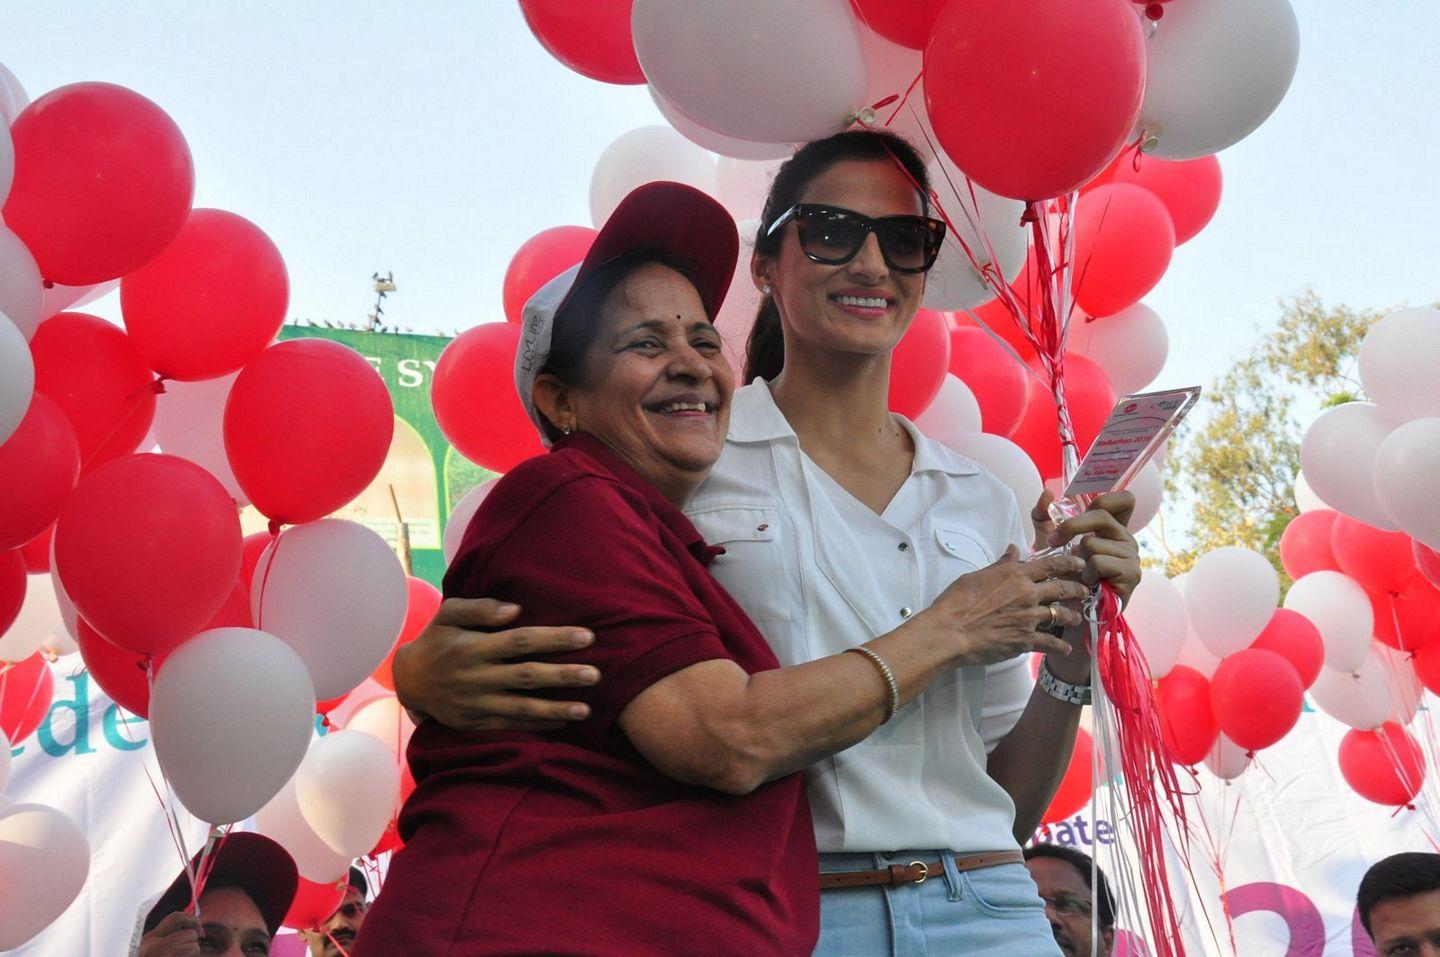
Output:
[396, 130, 1140, 955]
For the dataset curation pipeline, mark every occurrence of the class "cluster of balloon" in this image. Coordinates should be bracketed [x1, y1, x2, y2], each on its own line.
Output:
[1266, 304, 1440, 808]
[0, 67, 418, 946]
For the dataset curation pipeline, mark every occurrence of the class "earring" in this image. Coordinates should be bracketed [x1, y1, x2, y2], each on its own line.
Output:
[561, 423, 573, 435]
[761, 284, 772, 294]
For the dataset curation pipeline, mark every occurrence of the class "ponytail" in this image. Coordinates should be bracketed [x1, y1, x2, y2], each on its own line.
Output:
[743, 295, 785, 383]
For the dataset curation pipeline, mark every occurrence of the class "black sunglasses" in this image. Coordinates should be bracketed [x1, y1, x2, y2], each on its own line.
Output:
[765, 204, 946, 274]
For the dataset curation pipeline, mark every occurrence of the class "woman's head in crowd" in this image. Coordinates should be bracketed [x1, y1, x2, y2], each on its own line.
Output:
[532, 250, 734, 503]
[745, 129, 937, 383]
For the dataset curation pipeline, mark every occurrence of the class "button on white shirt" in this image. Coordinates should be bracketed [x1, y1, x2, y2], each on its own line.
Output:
[686, 381, 1034, 854]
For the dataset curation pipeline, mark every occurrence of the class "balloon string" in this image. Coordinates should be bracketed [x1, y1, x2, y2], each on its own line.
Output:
[324, 928, 352, 956]
[255, 525, 285, 632]
[77, 374, 166, 473]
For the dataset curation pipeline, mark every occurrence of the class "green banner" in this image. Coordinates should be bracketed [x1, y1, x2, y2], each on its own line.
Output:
[266, 325, 493, 586]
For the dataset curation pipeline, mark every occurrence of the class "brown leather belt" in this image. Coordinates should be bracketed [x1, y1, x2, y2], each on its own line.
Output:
[818, 849, 1024, 891]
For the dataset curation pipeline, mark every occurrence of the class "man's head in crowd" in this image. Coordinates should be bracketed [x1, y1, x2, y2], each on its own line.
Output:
[299, 867, 369, 957]
[1359, 852, 1440, 955]
[136, 833, 297, 957]
[1024, 843, 1115, 957]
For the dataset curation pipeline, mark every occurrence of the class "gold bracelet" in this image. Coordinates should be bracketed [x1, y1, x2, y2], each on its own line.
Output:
[845, 646, 900, 723]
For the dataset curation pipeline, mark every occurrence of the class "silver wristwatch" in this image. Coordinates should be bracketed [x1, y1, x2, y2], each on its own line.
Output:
[1038, 660, 1093, 706]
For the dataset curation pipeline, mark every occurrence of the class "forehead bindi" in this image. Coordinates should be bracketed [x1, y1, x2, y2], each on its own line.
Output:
[603, 265, 708, 331]
[796, 159, 925, 219]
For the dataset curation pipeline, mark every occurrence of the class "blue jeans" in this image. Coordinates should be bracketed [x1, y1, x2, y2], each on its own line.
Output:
[814, 850, 1062, 956]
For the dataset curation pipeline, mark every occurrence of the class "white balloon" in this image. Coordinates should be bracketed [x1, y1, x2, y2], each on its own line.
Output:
[0, 63, 29, 126]
[922, 153, 1028, 311]
[251, 520, 407, 701]
[1175, 626, 1220, 678]
[345, 694, 416, 756]
[1203, 734, 1250, 782]
[633, 0, 867, 144]
[0, 121, 12, 206]
[42, 627, 77, 658]
[1184, 547, 1279, 657]
[936, 433, 1044, 542]
[1139, 0, 1300, 160]
[256, 771, 353, 883]
[0, 573, 59, 663]
[39, 279, 118, 323]
[0, 311, 32, 445]
[1359, 308, 1440, 423]
[713, 157, 785, 226]
[1124, 573, 1189, 678]
[1299, 402, 1398, 530]
[1293, 469, 1325, 514]
[0, 803, 90, 949]
[1374, 418, 1440, 550]
[858, 30, 935, 161]
[150, 628, 315, 824]
[714, 220, 765, 376]
[1282, 571, 1374, 673]
[1309, 654, 1393, 730]
[649, 87, 792, 161]
[1068, 303, 1169, 395]
[1126, 461, 1164, 532]
[152, 372, 248, 505]
[296, 730, 401, 859]
[589, 126, 718, 228]
[0, 227, 44, 340]
[914, 375, 982, 445]
[49, 532, 78, 643]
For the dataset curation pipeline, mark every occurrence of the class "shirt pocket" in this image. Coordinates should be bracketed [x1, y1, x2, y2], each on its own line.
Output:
[933, 525, 994, 573]
[689, 503, 793, 623]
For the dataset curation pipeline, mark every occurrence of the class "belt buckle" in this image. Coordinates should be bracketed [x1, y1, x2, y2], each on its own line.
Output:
[907, 861, 929, 885]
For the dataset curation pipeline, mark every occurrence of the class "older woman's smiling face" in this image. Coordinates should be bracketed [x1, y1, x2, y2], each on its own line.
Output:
[536, 262, 734, 505]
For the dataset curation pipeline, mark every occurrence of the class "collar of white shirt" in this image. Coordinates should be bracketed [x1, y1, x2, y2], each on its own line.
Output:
[726, 379, 981, 479]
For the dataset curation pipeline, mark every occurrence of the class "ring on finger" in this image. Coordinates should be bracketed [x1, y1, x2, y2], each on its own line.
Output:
[1048, 604, 1062, 630]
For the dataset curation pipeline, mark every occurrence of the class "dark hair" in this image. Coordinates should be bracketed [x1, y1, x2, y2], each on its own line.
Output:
[1024, 843, 1117, 930]
[537, 249, 702, 443]
[743, 128, 931, 383]
[1357, 852, 1440, 936]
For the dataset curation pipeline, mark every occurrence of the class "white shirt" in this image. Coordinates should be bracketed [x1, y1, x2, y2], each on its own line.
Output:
[685, 381, 1034, 854]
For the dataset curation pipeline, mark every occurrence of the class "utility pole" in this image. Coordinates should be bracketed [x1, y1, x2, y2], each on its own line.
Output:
[367, 271, 396, 332]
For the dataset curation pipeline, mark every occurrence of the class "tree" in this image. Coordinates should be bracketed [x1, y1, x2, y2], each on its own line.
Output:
[1156, 291, 1381, 581]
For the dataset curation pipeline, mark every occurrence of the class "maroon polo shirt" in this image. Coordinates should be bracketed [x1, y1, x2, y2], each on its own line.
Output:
[354, 433, 818, 957]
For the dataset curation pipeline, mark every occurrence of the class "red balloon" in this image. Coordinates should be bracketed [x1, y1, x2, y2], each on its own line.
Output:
[1339, 723, 1425, 807]
[205, 579, 254, 631]
[371, 763, 417, 856]
[30, 312, 156, 471]
[1331, 515, 1417, 595]
[1041, 727, 1095, 824]
[284, 875, 348, 931]
[0, 394, 80, 550]
[0, 550, 25, 638]
[223, 339, 395, 525]
[120, 209, 289, 381]
[54, 454, 242, 657]
[3, 82, 194, 285]
[1369, 574, 1440, 653]
[1091, 153, 1223, 246]
[1071, 184, 1175, 318]
[850, 0, 942, 49]
[0, 652, 54, 746]
[18, 524, 54, 573]
[924, 0, 1146, 200]
[955, 298, 1039, 366]
[1156, 665, 1219, 766]
[518, 0, 646, 85]
[503, 226, 598, 325]
[1416, 541, 1440, 591]
[1414, 641, 1440, 697]
[946, 328, 1028, 435]
[1209, 649, 1304, 752]
[1249, 608, 1325, 689]
[889, 307, 951, 419]
[1278, 510, 1340, 581]
[432, 324, 547, 473]
[1008, 355, 1117, 479]
[372, 577, 442, 691]
[77, 617, 156, 717]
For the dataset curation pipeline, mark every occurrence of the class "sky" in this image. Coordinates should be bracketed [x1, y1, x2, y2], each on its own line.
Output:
[6, 0, 1438, 419]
